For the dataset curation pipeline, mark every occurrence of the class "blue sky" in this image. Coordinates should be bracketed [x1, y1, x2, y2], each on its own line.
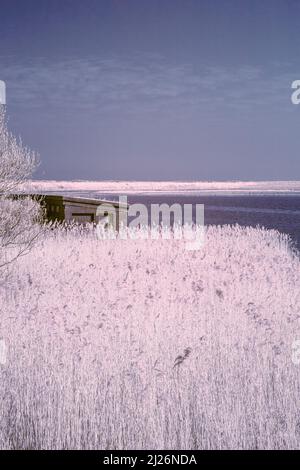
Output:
[1, 0, 300, 180]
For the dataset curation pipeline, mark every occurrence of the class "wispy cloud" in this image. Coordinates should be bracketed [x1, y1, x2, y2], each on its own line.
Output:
[1, 54, 297, 117]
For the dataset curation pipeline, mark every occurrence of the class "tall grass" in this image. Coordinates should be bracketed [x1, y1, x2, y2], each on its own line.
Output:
[0, 224, 300, 449]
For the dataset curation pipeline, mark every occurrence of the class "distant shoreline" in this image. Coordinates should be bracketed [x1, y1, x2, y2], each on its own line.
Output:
[24, 180, 300, 196]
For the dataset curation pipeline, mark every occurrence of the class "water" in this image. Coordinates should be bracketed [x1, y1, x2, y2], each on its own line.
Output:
[128, 194, 300, 248]
[42, 190, 300, 249]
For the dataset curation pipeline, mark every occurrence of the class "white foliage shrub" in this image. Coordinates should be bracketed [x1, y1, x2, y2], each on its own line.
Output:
[0, 197, 42, 268]
[0, 106, 41, 268]
[0, 107, 36, 195]
[0, 224, 299, 449]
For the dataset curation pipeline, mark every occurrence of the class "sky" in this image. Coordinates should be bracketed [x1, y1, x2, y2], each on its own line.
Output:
[0, 0, 300, 181]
